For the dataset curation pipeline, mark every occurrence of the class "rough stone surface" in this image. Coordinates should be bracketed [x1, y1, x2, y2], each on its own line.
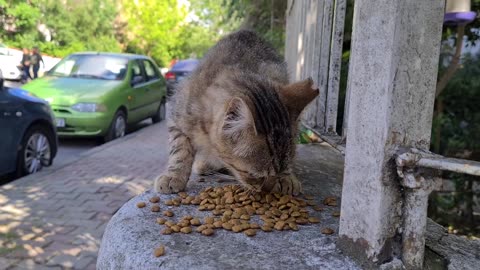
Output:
[425, 219, 480, 270]
[0, 258, 19, 270]
[338, 0, 445, 266]
[98, 144, 361, 270]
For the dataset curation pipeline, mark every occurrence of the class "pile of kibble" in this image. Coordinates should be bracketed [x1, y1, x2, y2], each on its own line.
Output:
[136, 185, 339, 257]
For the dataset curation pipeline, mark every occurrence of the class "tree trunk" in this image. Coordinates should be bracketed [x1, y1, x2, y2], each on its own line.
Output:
[435, 25, 465, 98]
[433, 97, 444, 153]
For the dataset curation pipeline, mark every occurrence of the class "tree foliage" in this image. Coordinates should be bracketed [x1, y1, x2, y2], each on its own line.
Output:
[0, 0, 287, 67]
[118, 0, 189, 66]
[0, 0, 120, 57]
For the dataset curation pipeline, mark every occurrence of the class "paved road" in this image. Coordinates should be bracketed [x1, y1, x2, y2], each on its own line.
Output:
[4, 79, 22, 88]
[45, 138, 100, 173]
[0, 122, 169, 270]
[2, 79, 153, 182]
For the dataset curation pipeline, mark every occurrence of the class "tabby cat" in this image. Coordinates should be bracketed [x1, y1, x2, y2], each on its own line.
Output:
[155, 30, 318, 195]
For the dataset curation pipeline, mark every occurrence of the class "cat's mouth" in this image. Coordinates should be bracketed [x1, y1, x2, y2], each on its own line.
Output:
[240, 175, 279, 193]
[222, 162, 277, 193]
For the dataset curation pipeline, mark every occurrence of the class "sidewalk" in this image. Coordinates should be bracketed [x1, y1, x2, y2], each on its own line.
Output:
[0, 122, 169, 270]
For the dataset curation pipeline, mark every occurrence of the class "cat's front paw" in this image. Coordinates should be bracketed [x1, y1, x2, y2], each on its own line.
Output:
[154, 175, 187, 194]
[271, 174, 302, 196]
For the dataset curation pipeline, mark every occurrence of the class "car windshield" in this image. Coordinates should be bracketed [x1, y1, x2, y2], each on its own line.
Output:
[48, 54, 128, 80]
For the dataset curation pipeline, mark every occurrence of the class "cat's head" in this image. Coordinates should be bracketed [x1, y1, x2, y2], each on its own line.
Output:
[215, 78, 318, 192]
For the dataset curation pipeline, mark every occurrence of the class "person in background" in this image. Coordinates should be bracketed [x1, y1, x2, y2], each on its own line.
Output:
[30, 46, 44, 79]
[20, 48, 31, 83]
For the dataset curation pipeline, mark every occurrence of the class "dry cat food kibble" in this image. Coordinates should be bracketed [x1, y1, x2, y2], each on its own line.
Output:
[136, 202, 146, 208]
[156, 218, 167, 225]
[244, 229, 257, 237]
[154, 245, 165, 257]
[304, 194, 314, 200]
[190, 218, 201, 226]
[150, 196, 160, 203]
[171, 225, 181, 232]
[332, 212, 341, 217]
[161, 228, 173, 235]
[323, 197, 337, 206]
[321, 228, 335, 235]
[151, 205, 161, 212]
[204, 217, 215, 224]
[201, 228, 215, 236]
[147, 185, 339, 238]
[180, 227, 193, 234]
[163, 210, 174, 217]
[308, 217, 320, 224]
[261, 225, 273, 232]
[232, 225, 243, 233]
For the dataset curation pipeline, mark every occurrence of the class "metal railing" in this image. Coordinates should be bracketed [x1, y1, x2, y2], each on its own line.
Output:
[395, 148, 480, 268]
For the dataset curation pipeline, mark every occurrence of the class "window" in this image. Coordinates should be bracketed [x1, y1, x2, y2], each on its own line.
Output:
[131, 60, 145, 84]
[142, 60, 160, 81]
[48, 54, 128, 80]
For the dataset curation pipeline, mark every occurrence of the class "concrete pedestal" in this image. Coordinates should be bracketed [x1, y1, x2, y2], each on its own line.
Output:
[97, 144, 360, 270]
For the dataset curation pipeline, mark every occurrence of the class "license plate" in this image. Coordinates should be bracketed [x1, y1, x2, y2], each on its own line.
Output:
[55, 118, 65, 127]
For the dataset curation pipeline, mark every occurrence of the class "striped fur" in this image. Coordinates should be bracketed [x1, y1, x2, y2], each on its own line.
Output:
[154, 30, 318, 195]
[232, 74, 293, 174]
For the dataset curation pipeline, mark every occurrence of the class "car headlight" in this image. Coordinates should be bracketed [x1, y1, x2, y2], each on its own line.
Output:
[71, 103, 107, 112]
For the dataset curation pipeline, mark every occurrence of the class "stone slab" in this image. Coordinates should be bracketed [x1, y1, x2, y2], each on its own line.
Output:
[97, 144, 360, 270]
[425, 219, 480, 270]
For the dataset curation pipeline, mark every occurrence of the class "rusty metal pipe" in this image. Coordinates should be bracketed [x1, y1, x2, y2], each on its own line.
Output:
[396, 148, 480, 177]
[396, 150, 442, 269]
[416, 156, 480, 176]
[401, 173, 434, 269]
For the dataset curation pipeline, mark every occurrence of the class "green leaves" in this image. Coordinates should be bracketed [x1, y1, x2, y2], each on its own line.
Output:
[0, 0, 287, 68]
[0, 0, 120, 57]
[119, 0, 187, 66]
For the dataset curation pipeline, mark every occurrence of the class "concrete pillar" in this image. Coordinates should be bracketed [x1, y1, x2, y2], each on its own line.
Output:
[338, 0, 445, 268]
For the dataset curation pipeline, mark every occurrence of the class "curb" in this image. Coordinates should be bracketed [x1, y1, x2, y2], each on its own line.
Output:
[16, 123, 160, 183]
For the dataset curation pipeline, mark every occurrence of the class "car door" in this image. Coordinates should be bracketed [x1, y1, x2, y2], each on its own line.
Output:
[0, 89, 23, 174]
[140, 59, 166, 117]
[127, 59, 150, 124]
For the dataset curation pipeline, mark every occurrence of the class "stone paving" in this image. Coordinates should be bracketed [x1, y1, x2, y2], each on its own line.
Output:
[0, 122, 169, 270]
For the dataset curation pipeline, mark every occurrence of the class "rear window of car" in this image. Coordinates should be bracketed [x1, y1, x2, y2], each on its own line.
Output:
[171, 59, 199, 72]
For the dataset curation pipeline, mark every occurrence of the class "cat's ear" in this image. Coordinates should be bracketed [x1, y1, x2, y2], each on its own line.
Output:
[222, 97, 257, 137]
[279, 77, 319, 119]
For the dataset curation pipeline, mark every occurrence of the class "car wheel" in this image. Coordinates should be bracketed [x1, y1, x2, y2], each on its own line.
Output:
[104, 110, 127, 142]
[152, 100, 166, 123]
[17, 124, 54, 176]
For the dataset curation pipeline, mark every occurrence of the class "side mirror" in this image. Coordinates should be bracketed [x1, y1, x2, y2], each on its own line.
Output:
[131, 75, 143, 86]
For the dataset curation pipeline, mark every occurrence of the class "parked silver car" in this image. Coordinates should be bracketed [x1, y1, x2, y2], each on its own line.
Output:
[0, 45, 22, 81]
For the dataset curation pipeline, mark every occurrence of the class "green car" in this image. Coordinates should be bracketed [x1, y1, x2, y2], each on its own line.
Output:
[22, 52, 167, 141]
